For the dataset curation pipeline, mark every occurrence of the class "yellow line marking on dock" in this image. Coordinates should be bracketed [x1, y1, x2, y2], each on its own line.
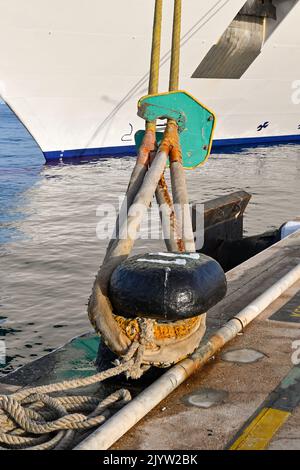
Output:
[230, 408, 290, 450]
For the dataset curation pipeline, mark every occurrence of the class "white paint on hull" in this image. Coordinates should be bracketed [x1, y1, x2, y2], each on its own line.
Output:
[0, 0, 299, 156]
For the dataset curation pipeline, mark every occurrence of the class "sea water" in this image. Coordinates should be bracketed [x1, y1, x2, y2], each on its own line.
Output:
[0, 103, 299, 374]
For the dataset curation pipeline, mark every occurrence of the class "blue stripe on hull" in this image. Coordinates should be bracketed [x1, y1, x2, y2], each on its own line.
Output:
[43, 134, 300, 161]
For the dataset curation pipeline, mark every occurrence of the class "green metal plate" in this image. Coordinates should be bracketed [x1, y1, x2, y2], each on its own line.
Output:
[136, 91, 215, 169]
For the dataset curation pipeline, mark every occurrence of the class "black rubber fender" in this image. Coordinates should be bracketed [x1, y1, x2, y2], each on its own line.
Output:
[109, 252, 227, 321]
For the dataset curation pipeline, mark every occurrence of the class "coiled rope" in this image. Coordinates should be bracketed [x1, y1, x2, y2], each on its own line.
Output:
[0, 0, 193, 451]
[0, 338, 152, 450]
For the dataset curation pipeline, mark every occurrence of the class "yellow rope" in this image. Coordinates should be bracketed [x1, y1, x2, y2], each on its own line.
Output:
[166, 0, 182, 138]
[146, 0, 163, 133]
[148, 0, 163, 96]
[149, 0, 183, 94]
[169, 0, 182, 92]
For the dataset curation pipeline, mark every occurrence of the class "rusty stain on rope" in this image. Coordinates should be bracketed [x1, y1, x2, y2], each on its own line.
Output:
[156, 174, 185, 252]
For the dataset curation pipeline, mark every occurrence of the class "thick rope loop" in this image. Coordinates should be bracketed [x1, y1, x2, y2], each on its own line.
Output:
[0, 347, 144, 450]
[0, 0, 202, 452]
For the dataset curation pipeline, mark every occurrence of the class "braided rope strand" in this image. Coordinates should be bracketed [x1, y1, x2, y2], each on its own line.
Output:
[0, 342, 144, 450]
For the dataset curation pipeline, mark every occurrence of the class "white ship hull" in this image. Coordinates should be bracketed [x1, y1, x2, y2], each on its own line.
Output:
[0, 0, 300, 161]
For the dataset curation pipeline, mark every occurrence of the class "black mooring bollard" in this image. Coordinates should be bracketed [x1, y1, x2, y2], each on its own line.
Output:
[109, 252, 227, 321]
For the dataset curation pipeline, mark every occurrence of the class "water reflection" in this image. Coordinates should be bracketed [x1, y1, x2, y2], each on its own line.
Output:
[0, 103, 299, 374]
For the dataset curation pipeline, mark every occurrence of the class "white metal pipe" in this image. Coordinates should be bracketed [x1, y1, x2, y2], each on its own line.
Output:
[75, 263, 300, 450]
[217, 263, 300, 343]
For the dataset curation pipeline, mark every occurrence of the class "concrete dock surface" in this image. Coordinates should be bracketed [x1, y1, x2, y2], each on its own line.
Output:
[1, 229, 299, 451]
[112, 230, 300, 450]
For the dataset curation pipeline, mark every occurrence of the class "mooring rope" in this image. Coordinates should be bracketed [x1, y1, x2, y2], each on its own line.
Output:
[148, 0, 163, 96]
[87, 0, 196, 361]
[169, 0, 182, 92]
[0, 0, 194, 451]
[104, 0, 164, 262]
[0, 339, 151, 450]
[163, 0, 195, 252]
